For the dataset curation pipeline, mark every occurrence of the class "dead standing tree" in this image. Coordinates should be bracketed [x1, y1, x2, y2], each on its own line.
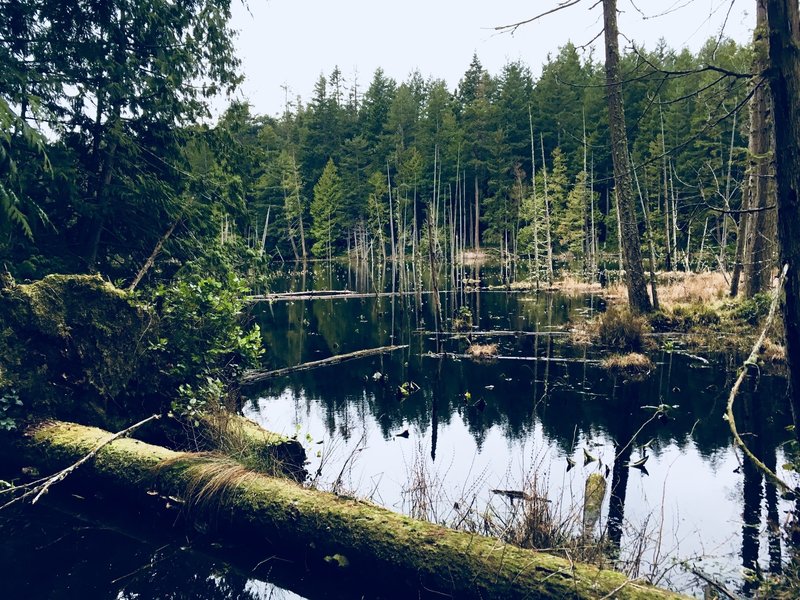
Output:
[496, 0, 653, 313]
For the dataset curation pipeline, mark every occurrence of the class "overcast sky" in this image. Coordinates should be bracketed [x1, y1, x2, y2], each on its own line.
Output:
[220, 0, 753, 118]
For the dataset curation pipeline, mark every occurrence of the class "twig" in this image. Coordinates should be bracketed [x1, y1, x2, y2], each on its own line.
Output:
[725, 263, 796, 499]
[1, 414, 161, 510]
[683, 563, 743, 600]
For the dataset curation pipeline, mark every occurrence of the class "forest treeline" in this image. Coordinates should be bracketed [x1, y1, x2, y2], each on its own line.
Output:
[1, 3, 760, 289]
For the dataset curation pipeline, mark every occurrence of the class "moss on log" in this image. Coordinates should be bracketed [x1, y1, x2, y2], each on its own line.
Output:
[583, 472, 608, 534]
[0, 274, 155, 424]
[189, 412, 307, 480]
[12, 420, 688, 600]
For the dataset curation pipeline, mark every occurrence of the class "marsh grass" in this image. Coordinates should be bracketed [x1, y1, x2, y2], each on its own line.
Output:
[595, 306, 652, 352]
[158, 452, 259, 513]
[601, 353, 655, 381]
[466, 343, 499, 359]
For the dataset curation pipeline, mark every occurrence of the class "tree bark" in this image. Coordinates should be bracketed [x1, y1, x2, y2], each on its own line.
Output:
[743, 0, 777, 298]
[602, 0, 652, 313]
[6, 420, 689, 600]
[766, 0, 800, 442]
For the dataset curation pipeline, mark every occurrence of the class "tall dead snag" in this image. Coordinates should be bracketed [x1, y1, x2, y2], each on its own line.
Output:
[603, 0, 652, 313]
[766, 0, 800, 441]
[742, 0, 777, 298]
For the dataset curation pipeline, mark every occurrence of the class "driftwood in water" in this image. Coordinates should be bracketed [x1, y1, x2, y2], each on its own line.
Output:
[241, 345, 409, 385]
[583, 473, 608, 534]
[423, 353, 602, 365]
[247, 290, 433, 302]
[6, 421, 688, 600]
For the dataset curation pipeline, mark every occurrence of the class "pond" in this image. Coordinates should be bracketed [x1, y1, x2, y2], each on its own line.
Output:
[243, 261, 794, 597]
[0, 261, 792, 599]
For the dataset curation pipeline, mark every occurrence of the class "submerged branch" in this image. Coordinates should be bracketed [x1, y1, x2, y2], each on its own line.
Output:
[724, 264, 796, 499]
[241, 345, 409, 384]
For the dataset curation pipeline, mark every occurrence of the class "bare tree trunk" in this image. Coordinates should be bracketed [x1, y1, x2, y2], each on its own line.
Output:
[603, 0, 652, 313]
[660, 108, 673, 272]
[128, 216, 180, 292]
[766, 0, 800, 442]
[744, 0, 777, 298]
[540, 134, 555, 282]
[474, 174, 480, 252]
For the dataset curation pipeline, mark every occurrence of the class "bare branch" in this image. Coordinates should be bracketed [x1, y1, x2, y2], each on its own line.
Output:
[494, 0, 588, 34]
[725, 264, 797, 500]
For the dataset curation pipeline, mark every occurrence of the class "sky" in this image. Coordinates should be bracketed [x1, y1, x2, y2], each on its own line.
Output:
[220, 0, 754, 118]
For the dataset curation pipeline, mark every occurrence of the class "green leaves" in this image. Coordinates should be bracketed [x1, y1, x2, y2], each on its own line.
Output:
[148, 252, 263, 410]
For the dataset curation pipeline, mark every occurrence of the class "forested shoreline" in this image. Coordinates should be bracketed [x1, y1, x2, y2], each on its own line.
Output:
[2, 16, 761, 287]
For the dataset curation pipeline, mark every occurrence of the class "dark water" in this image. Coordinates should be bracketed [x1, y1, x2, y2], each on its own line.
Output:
[244, 261, 795, 596]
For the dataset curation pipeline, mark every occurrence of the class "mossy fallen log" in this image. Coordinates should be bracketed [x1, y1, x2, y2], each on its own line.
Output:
[191, 413, 307, 480]
[9, 421, 689, 600]
[135, 412, 307, 480]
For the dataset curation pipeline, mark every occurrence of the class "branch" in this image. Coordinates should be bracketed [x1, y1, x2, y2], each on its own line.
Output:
[494, 0, 587, 34]
[706, 203, 776, 215]
[1, 414, 161, 510]
[724, 264, 796, 500]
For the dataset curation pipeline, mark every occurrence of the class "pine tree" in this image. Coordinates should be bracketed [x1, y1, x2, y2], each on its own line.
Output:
[311, 159, 343, 258]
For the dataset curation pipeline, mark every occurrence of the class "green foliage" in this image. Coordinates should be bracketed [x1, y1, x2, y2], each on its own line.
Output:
[0, 370, 22, 431]
[149, 259, 263, 415]
[729, 292, 772, 325]
[310, 159, 344, 257]
[670, 304, 722, 329]
[452, 305, 473, 332]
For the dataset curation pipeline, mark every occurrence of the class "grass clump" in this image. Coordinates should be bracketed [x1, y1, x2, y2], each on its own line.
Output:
[596, 307, 651, 352]
[601, 353, 655, 381]
[467, 343, 498, 360]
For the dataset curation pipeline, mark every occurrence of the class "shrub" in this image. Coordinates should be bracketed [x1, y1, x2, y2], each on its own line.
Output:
[149, 268, 263, 415]
[453, 305, 473, 332]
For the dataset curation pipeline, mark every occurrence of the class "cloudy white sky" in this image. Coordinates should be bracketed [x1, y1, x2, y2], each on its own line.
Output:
[222, 0, 753, 118]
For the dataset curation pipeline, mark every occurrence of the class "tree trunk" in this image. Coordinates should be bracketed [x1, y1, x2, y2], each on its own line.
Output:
[473, 174, 480, 251]
[603, 0, 652, 313]
[766, 0, 800, 442]
[743, 0, 777, 298]
[6, 420, 688, 600]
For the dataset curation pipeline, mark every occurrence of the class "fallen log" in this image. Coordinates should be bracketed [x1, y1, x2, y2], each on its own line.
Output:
[7, 420, 688, 600]
[247, 290, 434, 302]
[242, 345, 409, 384]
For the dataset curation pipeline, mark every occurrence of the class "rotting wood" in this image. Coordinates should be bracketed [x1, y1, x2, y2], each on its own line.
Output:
[146, 412, 307, 480]
[241, 345, 409, 385]
[7, 420, 689, 600]
[0, 413, 160, 509]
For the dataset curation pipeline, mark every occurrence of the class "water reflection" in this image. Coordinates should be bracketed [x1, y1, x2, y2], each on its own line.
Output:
[246, 263, 796, 592]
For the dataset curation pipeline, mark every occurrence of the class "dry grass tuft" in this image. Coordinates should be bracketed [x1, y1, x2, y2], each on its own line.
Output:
[601, 353, 655, 381]
[158, 453, 259, 512]
[595, 306, 651, 352]
[761, 338, 786, 364]
[656, 271, 728, 307]
[466, 343, 498, 359]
